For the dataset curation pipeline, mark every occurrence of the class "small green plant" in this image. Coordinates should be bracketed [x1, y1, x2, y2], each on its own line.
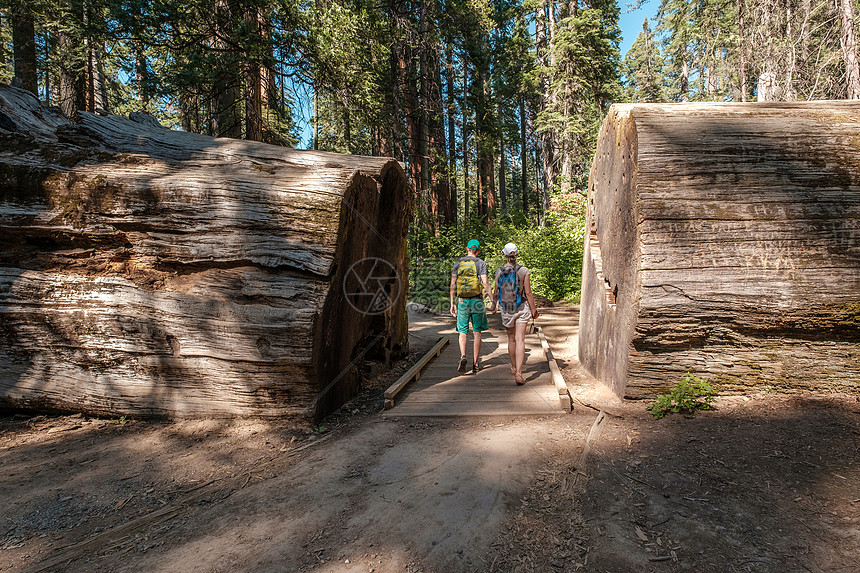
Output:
[648, 373, 717, 419]
[312, 425, 328, 435]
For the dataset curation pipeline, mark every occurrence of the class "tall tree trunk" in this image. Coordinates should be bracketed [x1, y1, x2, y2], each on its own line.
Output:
[738, 0, 747, 101]
[426, 0, 449, 228]
[0, 15, 8, 81]
[680, 59, 689, 100]
[404, 36, 422, 211]
[474, 67, 485, 218]
[386, 3, 405, 161]
[313, 88, 319, 150]
[784, 4, 795, 100]
[245, 62, 263, 141]
[259, 16, 276, 141]
[840, 0, 860, 99]
[93, 43, 108, 112]
[57, 0, 86, 116]
[180, 94, 194, 132]
[11, 0, 38, 95]
[343, 99, 352, 152]
[537, 0, 556, 195]
[496, 103, 508, 210]
[133, 0, 149, 111]
[244, 7, 263, 142]
[799, 0, 811, 69]
[520, 96, 528, 216]
[213, 0, 242, 138]
[446, 44, 457, 225]
[417, 0, 431, 221]
[135, 49, 149, 110]
[462, 58, 470, 222]
[42, 31, 51, 104]
[474, 32, 495, 217]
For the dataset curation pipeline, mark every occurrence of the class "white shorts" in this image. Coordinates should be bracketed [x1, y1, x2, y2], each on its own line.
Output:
[501, 304, 532, 329]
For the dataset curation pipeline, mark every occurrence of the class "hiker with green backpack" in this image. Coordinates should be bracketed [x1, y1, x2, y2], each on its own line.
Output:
[450, 239, 496, 374]
[494, 242, 540, 385]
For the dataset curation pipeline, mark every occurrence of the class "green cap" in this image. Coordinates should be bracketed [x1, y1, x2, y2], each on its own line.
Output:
[467, 239, 481, 250]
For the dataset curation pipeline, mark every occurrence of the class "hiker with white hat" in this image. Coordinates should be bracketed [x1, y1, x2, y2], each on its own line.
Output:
[493, 242, 540, 385]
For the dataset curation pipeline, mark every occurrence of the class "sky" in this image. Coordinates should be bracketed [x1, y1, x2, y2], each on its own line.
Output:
[618, 0, 660, 56]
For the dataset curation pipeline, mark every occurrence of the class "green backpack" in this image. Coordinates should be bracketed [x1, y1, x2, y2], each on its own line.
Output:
[455, 259, 483, 298]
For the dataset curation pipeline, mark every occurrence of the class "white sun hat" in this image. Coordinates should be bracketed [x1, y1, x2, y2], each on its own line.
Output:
[502, 242, 518, 255]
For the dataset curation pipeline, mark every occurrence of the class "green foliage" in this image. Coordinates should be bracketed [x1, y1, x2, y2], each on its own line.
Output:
[647, 373, 717, 419]
[620, 19, 668, 102]
[409, 192, 587, 312]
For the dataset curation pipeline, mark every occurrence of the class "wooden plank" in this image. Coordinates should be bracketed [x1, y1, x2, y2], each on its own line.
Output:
[384, 329, 564, 417]
[536, 326, 572, 411]
[389, 402, 562, 417]
[383, 336, 450, 404]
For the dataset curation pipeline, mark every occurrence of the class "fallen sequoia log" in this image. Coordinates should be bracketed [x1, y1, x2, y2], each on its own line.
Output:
[579, 101, 860, 399]
[0, 85, 410, 421]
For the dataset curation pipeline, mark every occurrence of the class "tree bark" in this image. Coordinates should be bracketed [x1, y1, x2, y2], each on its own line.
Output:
[536, 0, 556, 195]
[580, 102, 860, 399]
[738, 0, 747, 102]
[498, 116, 507, 211]
[11, 0, 37, 95]
[462, 57, 470, 221]
[133, 1, 149, 111]
[474, 31, 495, 217]
[840, 0, 860, 99]
[427, 20, 450, 228]
[445, 43, 457, 225]
[244, 6, 263, 142]
[520, 96, 528, 215]
[0, 85, 411, 422]
[213, 0, 242, 138]
[57, 1, 85, 119]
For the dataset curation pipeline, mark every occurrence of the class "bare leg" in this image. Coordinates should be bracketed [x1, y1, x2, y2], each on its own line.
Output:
[514, 321, 528, 375]
[506, 327, 517, 373]
[473, 331, 482, 363]
[459, 332, 467, 357]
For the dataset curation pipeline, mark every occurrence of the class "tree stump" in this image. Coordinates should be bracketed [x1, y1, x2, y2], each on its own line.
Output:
[0, 85, 411, 422]
[580, 101, 860, 398]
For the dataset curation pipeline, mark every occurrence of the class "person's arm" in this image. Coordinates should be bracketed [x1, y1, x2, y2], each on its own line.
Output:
[449, 273, 458, 316]
[482, 274, 496, 313]
[524, 273, 540, 319]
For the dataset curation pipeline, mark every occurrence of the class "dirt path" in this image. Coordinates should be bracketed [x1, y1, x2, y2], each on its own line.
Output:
[2, 305, 859, 572]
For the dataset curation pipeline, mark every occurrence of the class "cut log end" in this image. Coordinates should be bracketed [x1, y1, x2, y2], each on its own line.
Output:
[580, 101, 860, 398]
[0, 85, 412, 423]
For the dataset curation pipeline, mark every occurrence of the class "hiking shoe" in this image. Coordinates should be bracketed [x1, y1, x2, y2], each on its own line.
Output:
[473, 359, 484, 374]
[457, 355, 468, 373]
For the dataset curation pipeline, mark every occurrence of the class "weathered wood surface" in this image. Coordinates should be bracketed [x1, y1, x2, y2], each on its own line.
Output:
[0, 85, 411, 421]
[580, 101, 860, 398]
[383, 330, 564, 417]
[383, 336, 449, 409]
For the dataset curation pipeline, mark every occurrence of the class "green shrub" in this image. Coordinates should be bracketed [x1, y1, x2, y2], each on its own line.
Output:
[647, 373, 717, 419]
[408, 192, 587, 308]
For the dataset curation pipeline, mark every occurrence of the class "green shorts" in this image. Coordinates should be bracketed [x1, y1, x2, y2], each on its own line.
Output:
[457, 298, 489, 334]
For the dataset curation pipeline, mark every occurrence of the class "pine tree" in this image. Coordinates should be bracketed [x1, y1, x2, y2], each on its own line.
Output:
[622, 18, 666, 102]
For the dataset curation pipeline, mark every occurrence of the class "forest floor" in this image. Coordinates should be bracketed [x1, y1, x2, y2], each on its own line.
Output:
[1, 304, 859, 573]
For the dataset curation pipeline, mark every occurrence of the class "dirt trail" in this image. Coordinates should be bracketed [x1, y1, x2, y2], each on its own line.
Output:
[2, 305, 859, 573]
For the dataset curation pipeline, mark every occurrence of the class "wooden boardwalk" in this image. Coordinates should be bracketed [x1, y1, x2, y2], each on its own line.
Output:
[383, 326, 566, 417]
